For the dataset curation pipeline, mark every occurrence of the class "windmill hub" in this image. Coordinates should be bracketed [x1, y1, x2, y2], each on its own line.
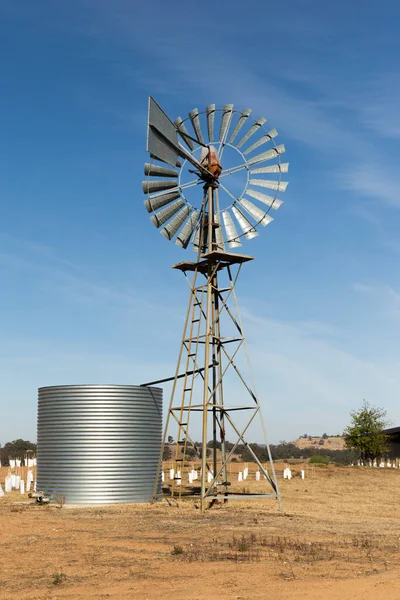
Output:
[199, 145, 222, 183]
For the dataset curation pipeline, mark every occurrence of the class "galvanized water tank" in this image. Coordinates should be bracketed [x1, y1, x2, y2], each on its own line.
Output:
[37, 384, 162, 504]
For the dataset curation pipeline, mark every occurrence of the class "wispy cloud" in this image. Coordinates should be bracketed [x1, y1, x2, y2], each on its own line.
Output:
[341, 163, 400, 208]
[351, 73, 400, 139]
[0, 234, 181, 319]
[242, 307, 400, 438]
[351, 281, 400, 317]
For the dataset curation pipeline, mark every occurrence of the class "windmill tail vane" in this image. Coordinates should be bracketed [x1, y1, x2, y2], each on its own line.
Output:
[143, 97, 288, 511]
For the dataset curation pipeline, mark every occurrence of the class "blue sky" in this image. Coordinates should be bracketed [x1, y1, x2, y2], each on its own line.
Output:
[1, 1, 400, 444]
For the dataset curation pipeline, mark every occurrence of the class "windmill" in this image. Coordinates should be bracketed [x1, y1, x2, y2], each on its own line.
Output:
[143, 98, 288, 511]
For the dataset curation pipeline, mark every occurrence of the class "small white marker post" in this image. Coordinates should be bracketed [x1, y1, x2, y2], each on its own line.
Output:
[283, 468, 292, 480]
[238, 472, 243, 482]
[169, 468, 174, 480]
[255, 471, 260, 481]
[300, 470, 305, 479]
[20, 480, 25, 495]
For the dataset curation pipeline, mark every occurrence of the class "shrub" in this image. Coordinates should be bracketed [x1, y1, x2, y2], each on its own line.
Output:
[52, 570, 66, 585]
[309, 455, 329, 465]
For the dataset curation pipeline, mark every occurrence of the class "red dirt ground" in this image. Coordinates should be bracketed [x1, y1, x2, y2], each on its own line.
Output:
[1, 463, 400, 599]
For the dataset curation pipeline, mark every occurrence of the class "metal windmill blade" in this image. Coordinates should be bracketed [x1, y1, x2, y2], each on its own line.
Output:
[144, 163, 179, 177]
[231, 205, 258, 240]
[161, 206, 191, 240]
[189, 108, 205, 145]
[249, 163, 289, 174]
[249, 179, 289, 192]
[142, 180, 178, 194]
[144, 190, 181, 213]
[214, 212, 225, 251]
[236, 116, 267, 149]
[246, 189, 283, 210]
[150, 199, 185, 228]
[243, 129, 278, 155]
[229, 108, 252, 143]
[175, 211, 200, 248]
[239, 198, 274, 226]
[206, 104, 215, 142]
[247, 144, 286, 166]
[219, 104, 234, 142]
[222, 210, 242, 248]
[174, 116, 195, 150]
[192, 224, 201, 252]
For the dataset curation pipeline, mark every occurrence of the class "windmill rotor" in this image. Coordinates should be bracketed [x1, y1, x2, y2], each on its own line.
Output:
[143, 98, 289, 251]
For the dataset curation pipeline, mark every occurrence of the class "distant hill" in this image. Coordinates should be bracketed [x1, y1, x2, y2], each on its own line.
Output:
[291, 436, 346, 450]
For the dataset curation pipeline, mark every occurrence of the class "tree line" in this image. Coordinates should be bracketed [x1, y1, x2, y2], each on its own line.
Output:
[0, 401, 392, 466]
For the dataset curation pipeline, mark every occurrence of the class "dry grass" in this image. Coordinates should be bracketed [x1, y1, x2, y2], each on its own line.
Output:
[1, 465, 400, 599]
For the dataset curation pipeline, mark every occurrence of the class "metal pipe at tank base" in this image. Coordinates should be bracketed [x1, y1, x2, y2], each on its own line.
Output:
[36, 496, 51, 504]
[28, 491, 44, 499]
[37, 384, 163, 505]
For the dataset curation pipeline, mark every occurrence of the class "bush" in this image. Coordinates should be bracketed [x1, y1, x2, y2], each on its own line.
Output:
[163, 445, 172, 460]
[309, 455, 329, 465]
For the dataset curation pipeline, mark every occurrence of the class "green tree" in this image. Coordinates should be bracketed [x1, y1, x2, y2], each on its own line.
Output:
[344, 400, 389, 460]
[163, 445, 172, 460]
[0, 439, 37, 466]
[185, 447, 197, 459]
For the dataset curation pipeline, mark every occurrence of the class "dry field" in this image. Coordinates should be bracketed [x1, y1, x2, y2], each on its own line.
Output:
[1, 463, 400, 599]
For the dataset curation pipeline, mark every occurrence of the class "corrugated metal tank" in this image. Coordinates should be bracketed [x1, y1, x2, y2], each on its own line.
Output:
[37, 384, 162, 504]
